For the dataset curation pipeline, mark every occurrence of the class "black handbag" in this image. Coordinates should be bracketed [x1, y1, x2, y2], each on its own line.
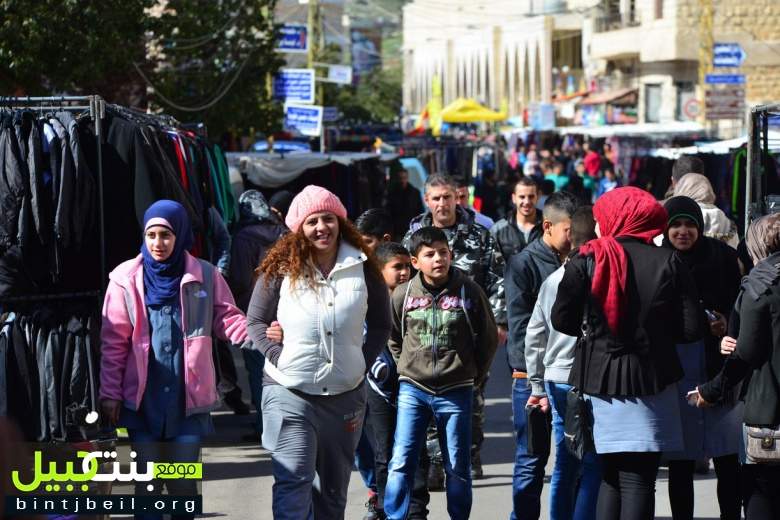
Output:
[564, 257, 595, 461]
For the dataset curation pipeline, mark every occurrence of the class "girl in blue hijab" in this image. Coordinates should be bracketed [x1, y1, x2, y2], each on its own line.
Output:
[100, 200, 249, 520]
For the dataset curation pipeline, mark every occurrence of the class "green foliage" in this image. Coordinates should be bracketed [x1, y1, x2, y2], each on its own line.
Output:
[0, 0, 151, 99]
[143, 0, 284, 136]
[328, 68, 402, 124]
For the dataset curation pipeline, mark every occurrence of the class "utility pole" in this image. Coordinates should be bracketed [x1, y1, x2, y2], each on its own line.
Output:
[307, 0, 324, 105]
[697, 0, 713, 128]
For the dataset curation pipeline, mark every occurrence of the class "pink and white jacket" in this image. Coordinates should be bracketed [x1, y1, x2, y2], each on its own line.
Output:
[100, 252, 247, 415]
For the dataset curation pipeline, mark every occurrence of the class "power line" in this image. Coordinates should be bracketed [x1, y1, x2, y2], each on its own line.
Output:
[133, 52, 255, 112]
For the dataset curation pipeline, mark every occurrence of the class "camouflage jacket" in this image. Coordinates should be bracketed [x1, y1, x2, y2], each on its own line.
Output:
[403, 206, 506, 325]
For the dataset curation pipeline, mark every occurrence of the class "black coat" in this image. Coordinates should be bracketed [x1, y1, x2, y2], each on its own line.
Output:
[700, 253, 780, 426]
[505, 238, 562, 371]
[386, 183, 424, 239]
[489, 210, 543, 263]
[552, 239, 703, 397]
[228, 220, 287, 311]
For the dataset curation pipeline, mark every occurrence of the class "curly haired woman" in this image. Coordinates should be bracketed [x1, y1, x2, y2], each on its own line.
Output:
[246, 186, 391, 520]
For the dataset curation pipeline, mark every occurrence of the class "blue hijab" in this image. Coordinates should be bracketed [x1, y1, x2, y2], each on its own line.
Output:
[141, 200, 194, 306]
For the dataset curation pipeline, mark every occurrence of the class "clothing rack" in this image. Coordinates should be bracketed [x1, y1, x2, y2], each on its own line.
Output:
[0, 95, 107, 302]
[0, 290, 101, 304]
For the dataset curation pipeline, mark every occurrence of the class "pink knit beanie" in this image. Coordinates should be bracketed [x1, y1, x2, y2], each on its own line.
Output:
[285, 185, 348, 233]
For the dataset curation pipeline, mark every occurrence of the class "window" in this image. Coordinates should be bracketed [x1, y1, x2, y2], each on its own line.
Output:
[645, 84, 662, 123]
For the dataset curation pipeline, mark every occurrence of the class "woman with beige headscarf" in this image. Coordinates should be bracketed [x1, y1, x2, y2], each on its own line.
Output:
[696, 213, 780, 519]
[674, 173, 739, 248]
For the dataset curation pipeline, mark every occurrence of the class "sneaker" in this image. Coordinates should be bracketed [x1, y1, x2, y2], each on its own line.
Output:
[471, 453, 484, 479]
[427, 461, 445, 491]
[363, 493, 384, 520]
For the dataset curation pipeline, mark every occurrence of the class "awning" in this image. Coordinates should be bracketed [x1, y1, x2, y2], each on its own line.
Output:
[557, 121, 705, 138]
[225, 152, 398, 188]
[579, 88, 638, 106]
[441, 98, 507, 123]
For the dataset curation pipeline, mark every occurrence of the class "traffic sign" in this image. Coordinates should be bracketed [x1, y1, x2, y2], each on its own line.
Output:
[284, 104, 323, 137]
[277, 24, 308, 53]
[322, 106, 341, 123]
[705, 87, 745, 120]
[682, 98, 700, 119]
[713, 43, 747, 68]
[274, 69, 315, 104]
[327, 65, 353, 85]
[705, 74, 745, 85]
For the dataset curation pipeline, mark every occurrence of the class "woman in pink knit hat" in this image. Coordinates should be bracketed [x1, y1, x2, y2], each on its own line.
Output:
[246, 185, 391, 520]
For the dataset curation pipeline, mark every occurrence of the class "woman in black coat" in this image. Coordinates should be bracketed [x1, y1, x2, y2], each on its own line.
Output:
[662, 196, 742, 520]
[552, 187, 702, 520]
[698, 213, 780, 519]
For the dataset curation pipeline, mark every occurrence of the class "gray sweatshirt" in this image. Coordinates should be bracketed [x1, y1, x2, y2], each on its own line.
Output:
[524, 265, 577, 396]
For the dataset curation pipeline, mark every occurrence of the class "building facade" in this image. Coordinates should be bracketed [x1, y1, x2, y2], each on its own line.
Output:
[402, 0, 780, 126]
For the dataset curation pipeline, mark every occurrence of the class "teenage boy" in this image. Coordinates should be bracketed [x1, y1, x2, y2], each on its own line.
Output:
[524, 206, 600, 520]
[357, 208, 394, 251]
[385, 227, 498, 520]
[505, 191, 578, 520]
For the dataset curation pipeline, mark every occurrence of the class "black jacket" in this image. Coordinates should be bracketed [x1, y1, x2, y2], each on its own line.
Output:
[386, 183, 424, 239]
[505, 238, 562, 371]
[552, 239, 703, 397]
[0, 117, 25, 252]
[490, 210, 543, 262]
[700, 253, 780, 426]
[228, 220, 287, 311]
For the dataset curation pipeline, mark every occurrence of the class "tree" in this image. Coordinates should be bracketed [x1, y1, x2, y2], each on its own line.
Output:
[142, 0, 283, 137]
[330, 68, 402, 125]
[0, 0, 151, 102]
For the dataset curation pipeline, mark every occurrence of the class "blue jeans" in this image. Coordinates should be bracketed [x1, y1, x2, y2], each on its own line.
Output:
[511, 377, 549, 520]
[385, 382, 473, 520]
[355, 407, 378, 493]
[128, 429, 201, 520]
[242, 348, 265, 435]
[546, 381, 601, 520]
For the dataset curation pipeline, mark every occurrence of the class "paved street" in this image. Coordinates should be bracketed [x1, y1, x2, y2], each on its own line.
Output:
[152, 348, 726, 519]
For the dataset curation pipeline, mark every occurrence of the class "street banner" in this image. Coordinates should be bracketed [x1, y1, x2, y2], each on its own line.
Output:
[277, 24, 308, 53]
[274, 69, 315, 104]
[284, 104, 323, 137]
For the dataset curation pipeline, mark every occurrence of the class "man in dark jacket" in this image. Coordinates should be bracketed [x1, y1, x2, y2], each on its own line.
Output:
[490, 177, 544, 262]
[387, 169, 425, 240]
[403, 173, 505, 483]
[505, 191, 578, 520]
[228, 190, 287, 440]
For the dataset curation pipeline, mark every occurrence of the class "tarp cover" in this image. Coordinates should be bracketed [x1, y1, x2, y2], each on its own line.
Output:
[226, 152, 398, 188]
[441, 98, 506, 123]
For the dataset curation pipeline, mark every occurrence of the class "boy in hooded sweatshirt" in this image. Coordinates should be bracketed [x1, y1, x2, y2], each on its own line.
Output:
[524, 206, 601, 520]
[505, 191, 579, 520]
[384, 227, 498, 520]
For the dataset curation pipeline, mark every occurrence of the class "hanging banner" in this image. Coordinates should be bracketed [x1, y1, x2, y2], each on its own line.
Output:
[274, 69, 315, 104]
[277, 24, 308, 53]
[429, 74, 443, 137]
[284, 104, 323, 137]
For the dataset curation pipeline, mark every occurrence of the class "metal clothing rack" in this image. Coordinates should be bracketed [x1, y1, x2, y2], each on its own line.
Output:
[0, 95, 107, 304]
[746, 103, 780, 230]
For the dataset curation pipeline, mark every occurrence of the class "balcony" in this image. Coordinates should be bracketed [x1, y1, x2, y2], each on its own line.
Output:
[594, 13, 640, 33]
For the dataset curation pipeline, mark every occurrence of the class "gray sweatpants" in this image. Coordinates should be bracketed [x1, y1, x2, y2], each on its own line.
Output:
[262, 382, 367, 520]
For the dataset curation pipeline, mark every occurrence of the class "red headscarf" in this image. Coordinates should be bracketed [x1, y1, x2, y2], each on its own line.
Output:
[579, 187, 668, 335]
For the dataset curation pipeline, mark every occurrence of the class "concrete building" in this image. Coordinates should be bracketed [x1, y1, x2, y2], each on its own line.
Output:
[402, 0, 780, 127]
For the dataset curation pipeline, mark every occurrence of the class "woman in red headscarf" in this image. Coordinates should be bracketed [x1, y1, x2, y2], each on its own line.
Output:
[551, 187, 703, 520]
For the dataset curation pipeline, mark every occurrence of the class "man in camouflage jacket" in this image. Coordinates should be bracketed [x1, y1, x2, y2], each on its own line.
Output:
[402, 173, 506, 487]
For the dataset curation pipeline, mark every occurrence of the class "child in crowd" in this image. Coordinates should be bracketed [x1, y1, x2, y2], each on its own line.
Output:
[596, 166, 622, 199]
[367, 242, 413, 519]
[384, 227, 498, 520]
[356, 208, 394, 251]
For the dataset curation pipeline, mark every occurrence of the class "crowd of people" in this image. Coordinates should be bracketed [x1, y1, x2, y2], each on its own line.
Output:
[95, 146, 780, 520]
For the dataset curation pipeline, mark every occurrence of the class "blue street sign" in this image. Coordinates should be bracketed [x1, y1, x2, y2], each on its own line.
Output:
[284, 104, 323, 137]
[713, 43, 747, 68]
[277, 24, 308, 53]
[705, 74, 745, 85]
[273, 69, 315, 104]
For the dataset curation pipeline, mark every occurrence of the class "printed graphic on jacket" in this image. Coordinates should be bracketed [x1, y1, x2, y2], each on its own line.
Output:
[405, 295, 472, 353]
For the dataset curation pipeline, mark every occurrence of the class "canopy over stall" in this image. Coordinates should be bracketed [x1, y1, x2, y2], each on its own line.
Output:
[441, 98, 507, 123]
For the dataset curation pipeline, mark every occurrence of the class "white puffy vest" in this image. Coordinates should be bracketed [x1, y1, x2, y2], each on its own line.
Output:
[264, 242, 369, 395]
